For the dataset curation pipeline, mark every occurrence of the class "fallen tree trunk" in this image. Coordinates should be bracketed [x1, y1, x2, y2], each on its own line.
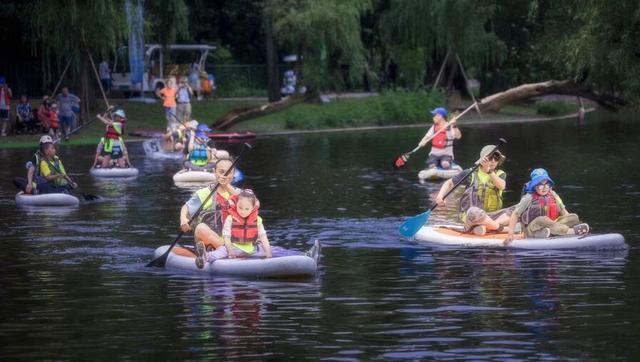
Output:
[212, 94, 312, 130]
[478, 79, 626, 112]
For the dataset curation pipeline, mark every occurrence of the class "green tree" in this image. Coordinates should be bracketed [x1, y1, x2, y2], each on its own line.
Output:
[264, 0, 372, 93]
[533, 0, 640, 104]
[379, 0, 505, 90]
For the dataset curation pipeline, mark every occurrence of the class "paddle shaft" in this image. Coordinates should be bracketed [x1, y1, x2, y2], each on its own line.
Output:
[146, 143, 250, 267]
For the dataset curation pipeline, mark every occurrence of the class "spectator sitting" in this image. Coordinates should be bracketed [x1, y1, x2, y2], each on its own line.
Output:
[16, 95, 37, 134]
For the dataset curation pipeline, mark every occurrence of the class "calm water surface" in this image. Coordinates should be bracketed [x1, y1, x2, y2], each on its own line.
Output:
[1, 111, 639, 360]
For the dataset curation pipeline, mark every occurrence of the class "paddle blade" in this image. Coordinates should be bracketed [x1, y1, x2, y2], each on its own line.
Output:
[394, 153, 410, 168]
[82, 193, 101, 201]
[146, 252, 168, 268]
[399, 210, 431, 237]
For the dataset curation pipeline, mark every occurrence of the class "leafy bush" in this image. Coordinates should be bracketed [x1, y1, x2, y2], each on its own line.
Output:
[536, 101, 575, 116]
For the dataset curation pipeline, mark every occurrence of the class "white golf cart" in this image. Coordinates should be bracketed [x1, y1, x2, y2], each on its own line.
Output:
[111, 44, 216, 96]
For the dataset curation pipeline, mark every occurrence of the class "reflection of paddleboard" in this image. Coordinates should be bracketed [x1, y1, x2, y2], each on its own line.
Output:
[414, 225, 627, 250]
[90, 167, 139, 178]
[418, 163, 463, 182]
[152, 240, 320, 277]
[15, 191, 79, 207]
[143, 139, 183, 160]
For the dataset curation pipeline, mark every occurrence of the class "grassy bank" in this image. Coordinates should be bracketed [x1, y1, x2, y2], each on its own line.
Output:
[0, 92, 578, 149]
[0, 99, 262, 149]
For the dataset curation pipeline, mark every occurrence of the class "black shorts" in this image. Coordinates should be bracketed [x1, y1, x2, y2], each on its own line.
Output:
[0, 109, 9, 120]
[426, 154, 453, 168]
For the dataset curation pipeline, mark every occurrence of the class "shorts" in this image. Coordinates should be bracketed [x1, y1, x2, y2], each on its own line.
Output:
[426, 154, 453, 168]
[59, 115, 74, 128]
[101, 142, 123, 159]
[0, 109, 9, 120]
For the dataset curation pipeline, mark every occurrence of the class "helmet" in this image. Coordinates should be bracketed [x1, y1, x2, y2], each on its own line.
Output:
[114, 109, 126, 118]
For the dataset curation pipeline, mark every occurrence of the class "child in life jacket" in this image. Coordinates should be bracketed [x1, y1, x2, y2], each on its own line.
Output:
[48, 102, 60, 140]
[197, 189, 273, 267]
[417, 107, 462, 170]
[435, 144, 511, 235]
[504, 168, 589, 245]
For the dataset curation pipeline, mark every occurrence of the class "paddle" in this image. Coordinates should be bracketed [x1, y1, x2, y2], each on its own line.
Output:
[393, 101, 480, 169]
[399, 138, 507, 238]
[146, 142, 252, 268]
[43, 157, 100, 201]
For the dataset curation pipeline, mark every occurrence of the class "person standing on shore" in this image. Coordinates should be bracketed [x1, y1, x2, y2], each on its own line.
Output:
[157, 77, 177, 131]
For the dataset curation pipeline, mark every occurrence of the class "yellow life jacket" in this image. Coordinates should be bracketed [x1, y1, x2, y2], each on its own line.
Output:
[459, 169, 505, 219]
[41, 156, 68, 187]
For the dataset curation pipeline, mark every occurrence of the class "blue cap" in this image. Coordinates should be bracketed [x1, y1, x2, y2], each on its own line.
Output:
[0, 76, 5, 85]
[197, 124, 212, 133]
[526, 168, 555, 192]
[114, 109, 126, 118]
[430, 107, 448, 117]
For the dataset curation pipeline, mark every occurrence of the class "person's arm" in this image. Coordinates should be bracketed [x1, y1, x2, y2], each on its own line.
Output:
[96, 113, 113, 126]
[418, 126, 435, 147]
[188, 132, 196, 152]
[222, 216, 236, 258]
[180, 204, 192, 232]
[25, 165, 35, 194]
[257, 222, 272, 258]
[187, 84, 194, 96]
[504, 212, 520, 246]
[435, 179, 454, 206]
[40, 161, 64, 182]
[448, 121, 462, 139]
[489, 171, 506, 191]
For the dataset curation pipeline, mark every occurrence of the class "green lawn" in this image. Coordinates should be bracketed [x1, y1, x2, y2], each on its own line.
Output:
[0, 98, 263, 149]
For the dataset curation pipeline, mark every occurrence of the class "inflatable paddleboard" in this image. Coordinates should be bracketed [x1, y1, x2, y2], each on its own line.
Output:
[418, 163, 463, 182]
[90, 167, 139, 178]
[143, 139, 183, 160]
[152, 241, 320, 277]
[173, 169, 244, 185]
[15, 191, 79, 207]
[414, 225, 626, 250]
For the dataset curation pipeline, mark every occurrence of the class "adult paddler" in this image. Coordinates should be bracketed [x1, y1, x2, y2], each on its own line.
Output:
[417, 107, 462, 170]
[179, 157, 241, 268]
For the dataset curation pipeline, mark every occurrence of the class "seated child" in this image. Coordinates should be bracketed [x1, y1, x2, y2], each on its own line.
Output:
[196, 189, 272, 268]
[37, 142, 78, 194]
[504, 168, 589, 245]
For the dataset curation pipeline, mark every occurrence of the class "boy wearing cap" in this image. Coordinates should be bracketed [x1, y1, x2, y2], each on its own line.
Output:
[435, 144, 511, 235]
[417, 107, 462, 170]
[504, 169, 589, 245]
[184, 123, 216, 171]
[95, 109, 130, 168]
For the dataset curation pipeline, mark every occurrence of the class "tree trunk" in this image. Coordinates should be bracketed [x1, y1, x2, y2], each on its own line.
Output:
[265, 19, 281, 103]
[478, 80, 626, 112]
[212, 94, 310, 130]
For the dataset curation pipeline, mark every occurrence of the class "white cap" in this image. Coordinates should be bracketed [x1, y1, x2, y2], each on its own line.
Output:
[189, 120, 199, 129]
[39, 135, 53, 144]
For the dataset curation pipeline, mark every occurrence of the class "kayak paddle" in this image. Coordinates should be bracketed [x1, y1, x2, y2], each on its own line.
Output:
[393, 101, 480, 169]
[399, 138, 507, 238]
[146, 142, 252, 268]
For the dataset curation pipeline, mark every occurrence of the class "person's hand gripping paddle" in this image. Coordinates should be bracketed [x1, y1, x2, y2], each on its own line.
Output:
[399, 138, 507, 238]
[146, 143, 252, 268]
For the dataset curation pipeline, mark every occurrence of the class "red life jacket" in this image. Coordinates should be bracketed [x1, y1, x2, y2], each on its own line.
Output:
[522, 192, 559, 225]
[105, 120, 124, 140]
[228, 205, 260, 244]
[431, 124, 449, 149]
